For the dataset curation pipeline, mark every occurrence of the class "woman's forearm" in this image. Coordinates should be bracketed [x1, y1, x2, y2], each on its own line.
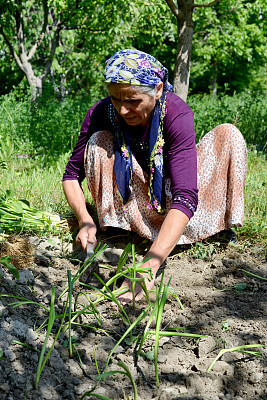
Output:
[62, 180, 93, 226]
[63, 180, 97, 249]
[116, 208, 189, 302]
[147, 208, 189, 266]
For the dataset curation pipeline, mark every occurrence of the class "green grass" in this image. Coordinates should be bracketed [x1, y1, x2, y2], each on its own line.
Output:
[0, 159, 66, 214]
[237, 149, 266, 241]
[0, 145, 265, 242]
[0, 152, 92, 216]
[0, 89, 266, 242]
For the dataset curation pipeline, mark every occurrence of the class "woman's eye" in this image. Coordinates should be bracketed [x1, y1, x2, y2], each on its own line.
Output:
[127, 99, 139, 104]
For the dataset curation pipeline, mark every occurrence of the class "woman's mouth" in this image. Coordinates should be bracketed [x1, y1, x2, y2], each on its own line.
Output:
[125, 116, 135, 120]
[124, 116, 137, 123]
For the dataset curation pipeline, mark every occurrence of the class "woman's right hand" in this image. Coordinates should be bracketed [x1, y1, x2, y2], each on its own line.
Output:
[76, 221, 97, 251]
[62, 180, 97, 252]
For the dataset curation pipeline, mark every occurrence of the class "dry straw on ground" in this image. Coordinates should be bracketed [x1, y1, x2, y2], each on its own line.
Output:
[0, 235, 34, 269]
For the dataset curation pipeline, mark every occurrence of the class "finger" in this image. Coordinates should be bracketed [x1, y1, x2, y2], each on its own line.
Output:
[135, 290, 145, 302]
[117, 294, 133, 305]
[90, 237, 97, 249]
[117, 287, 144, 305]
[76, 234, 88, 251]
[81, 237, 88, 251]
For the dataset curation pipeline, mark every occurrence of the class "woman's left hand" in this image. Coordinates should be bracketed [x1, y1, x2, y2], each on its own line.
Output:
[116, 256, 161, 304]
[116, 209, 189, 304]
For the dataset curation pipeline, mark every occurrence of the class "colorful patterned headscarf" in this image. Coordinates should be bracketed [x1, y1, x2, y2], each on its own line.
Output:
[104, 49, 172, 92]
[105, 49, 172, 215]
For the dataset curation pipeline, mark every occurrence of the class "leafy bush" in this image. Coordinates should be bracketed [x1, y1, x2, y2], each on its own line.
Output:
[188, 90, 267, 147]
[28, 96, 89, 159]
[0, 91, 32, 157]
[0, 89, 266, 169]
[0, 91, 96, 164]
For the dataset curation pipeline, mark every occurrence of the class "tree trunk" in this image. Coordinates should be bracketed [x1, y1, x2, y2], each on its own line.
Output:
[22, 60, 43, 101]
[172, 0, 194, 102]
[50, 69, 70, 103]
[210, 70, 217, 96]
[0, 1, 60, 101]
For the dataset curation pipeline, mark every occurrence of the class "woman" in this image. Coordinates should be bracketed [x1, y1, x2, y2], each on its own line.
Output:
[63, 49, 247, 303]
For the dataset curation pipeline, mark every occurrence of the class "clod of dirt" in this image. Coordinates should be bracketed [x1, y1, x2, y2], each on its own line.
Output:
[0, 235, 34, 269]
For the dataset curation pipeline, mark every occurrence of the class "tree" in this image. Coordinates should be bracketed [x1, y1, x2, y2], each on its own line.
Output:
[2, 0, 264, 101]
[0, 0, 63, 100]
[165, 0, 266, 101]
[190, 0, 267, 95]
[165, 0, 221, 101]
[0, 0, 136, 100]
[0, 35, 23, 95]
[39, 0, 177, 102]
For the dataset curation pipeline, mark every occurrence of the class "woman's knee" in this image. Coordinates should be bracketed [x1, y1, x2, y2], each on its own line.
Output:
[89, 130, 114, 145]
[87, 130, 115, 157]
[213, 123, 247, 153]
[216, 124, 248, 173]
[214, 123, 245, 143]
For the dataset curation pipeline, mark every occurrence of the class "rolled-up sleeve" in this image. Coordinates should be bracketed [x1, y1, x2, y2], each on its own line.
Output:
[165, 93, 198, 219]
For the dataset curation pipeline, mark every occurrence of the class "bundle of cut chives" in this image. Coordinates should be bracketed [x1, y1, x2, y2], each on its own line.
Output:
[0, 193, 68, 234]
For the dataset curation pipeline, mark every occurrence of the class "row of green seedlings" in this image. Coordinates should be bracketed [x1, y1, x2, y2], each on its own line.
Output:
[0, 243, 265, 400]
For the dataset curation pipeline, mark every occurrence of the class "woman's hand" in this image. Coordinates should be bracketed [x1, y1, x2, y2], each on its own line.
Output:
[116, 209, 189, 304]
[116, 256, 161, 304]
[76, 221, 97, 251]
[63, 180, 98, 251]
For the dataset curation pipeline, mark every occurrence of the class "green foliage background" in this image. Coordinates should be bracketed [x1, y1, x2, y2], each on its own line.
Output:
[0, 89, 265, 166]
[0, 0, 266, 241]
[0, 0, 266, 97]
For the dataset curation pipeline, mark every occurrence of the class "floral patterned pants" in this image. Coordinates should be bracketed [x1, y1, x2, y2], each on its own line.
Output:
[84, 123, 248, 244]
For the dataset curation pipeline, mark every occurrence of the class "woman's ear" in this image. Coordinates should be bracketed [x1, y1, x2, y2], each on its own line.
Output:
[155, 82, 163, 100]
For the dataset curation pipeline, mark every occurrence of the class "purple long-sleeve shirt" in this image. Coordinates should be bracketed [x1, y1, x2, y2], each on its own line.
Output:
[63, 92, 198, 219]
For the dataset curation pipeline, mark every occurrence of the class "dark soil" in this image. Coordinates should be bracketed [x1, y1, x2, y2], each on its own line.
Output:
[0, 231, 266, 400]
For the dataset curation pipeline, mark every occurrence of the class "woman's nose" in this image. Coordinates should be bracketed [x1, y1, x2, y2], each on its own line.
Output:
[119, 103, 131, 115]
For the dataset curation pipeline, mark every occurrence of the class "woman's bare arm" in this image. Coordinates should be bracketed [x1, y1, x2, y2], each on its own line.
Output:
[117, 208, 189, 303]
[147, 208, 189, 268]
[62, 180, 97, 250]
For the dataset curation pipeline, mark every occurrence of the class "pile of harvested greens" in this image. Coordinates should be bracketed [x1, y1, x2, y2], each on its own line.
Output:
[0, 190, 68, 234]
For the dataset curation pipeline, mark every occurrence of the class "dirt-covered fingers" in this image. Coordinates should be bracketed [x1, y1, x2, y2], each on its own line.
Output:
[76, 222, 97, 251]
[116, 271, 156, 305]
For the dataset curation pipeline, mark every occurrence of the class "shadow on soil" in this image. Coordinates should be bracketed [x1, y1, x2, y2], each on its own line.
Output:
[0, 229, 266, 399]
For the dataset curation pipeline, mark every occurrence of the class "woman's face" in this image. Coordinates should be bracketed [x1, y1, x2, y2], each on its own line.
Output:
[108, 83, 163, 127]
